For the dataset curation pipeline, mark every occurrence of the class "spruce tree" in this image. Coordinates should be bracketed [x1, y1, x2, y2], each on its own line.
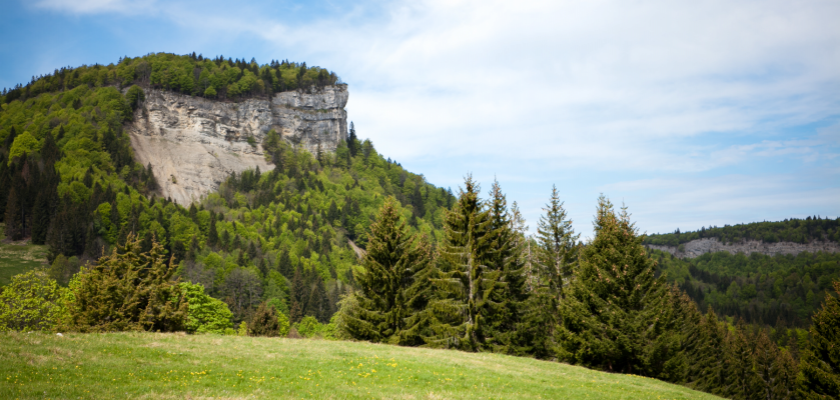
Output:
[724, 322, 757, 400]
[483, 180, 528, 354]
[249, 302, 280, 337]
[68, 233, 187, 332]
[341, 197, 432, 344]
[557, 195, 670, 374]
[535, 184, 579, 300]
[797, 281, 840, 400]
[427, 176, 505, 351]
[684, 308, 729, 395]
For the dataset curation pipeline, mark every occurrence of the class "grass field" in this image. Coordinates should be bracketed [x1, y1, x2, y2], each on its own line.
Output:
[0, 223, 49, 286]
[0, 332, 723, 400]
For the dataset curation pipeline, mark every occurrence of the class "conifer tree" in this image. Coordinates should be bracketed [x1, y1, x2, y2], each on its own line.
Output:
[290, 266, 306, 323]
[557, 195, 670, 374]
[427, 176, 505, 351]
[536, 185, 579, 300]
[797, 281, 840, 400]
[724, 322, 757, 400]
[341, 197, 432, 344]
[67, 233, 187, 332]
[483, 180, 528, 353]
[249, 302, 280, 337]
[684, 308, 729, 395]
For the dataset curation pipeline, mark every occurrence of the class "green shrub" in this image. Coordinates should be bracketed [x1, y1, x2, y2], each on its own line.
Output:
[180, 282, 233, 334]
[293, 315, 337, 339]
[249, 302, 279, 337]
[0, 271, 69, 332]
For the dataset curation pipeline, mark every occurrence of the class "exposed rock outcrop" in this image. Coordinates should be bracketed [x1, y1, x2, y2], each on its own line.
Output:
[127, 85, 348, 205]
[646, 238, 840, 258]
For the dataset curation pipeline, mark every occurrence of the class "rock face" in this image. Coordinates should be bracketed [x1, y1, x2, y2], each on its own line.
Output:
[646, 238, 840, 258]
[127, 85, 348, 205]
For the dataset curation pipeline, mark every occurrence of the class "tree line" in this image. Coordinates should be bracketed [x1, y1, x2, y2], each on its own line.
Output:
[645, 217, 840, 247]
[339, 181, 839, 400]
[1, 52, 340, 107]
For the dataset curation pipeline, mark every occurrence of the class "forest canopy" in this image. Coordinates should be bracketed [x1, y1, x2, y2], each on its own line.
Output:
[644, 216, 840, 247]
[1, 52, 340, 106]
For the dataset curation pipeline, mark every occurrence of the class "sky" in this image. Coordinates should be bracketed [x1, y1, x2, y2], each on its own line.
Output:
[2, 0, 838, 239]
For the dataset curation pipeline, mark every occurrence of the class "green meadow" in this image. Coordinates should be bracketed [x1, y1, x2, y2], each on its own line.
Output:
[0, 223, 48, 286]
[1, 331, 723, 400]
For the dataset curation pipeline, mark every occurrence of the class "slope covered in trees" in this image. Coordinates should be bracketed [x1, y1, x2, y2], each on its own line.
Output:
[0, 53, 454, 327]
[644, 217, 840, 247]
[654, 248, 840, 329]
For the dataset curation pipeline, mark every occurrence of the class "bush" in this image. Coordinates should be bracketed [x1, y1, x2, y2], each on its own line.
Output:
[66, 234, 187, 332]
[249, 302, 279, 337]
[180, 282, 233, 334]
[0, 271, 69, 332]
[292, 315, 338, 339]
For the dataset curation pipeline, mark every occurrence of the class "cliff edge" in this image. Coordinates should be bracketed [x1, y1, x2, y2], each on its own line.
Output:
[128, 85, 348, 205]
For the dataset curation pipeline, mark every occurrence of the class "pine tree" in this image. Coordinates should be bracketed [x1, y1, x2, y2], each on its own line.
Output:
[249, 302, 280, 337]
[557, 195, 670, 374]
[427, 176, 505, 351]
[684, 308, 730, 395]
[290, 266, 307, 323]
[67, 233, 187, 332]
[483, 180, 528, 354]
[348, 122, 359, 157]
[341, 197, 432, 344]
[535, 185, 579, 300]
[724, 322, 757, 400]
[797, 280, 840, 400]
[4, 185, 22, 240]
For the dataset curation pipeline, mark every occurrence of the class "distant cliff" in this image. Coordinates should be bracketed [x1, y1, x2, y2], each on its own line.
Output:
[646, 237, 840, 258]
[127, 85, 348, 205]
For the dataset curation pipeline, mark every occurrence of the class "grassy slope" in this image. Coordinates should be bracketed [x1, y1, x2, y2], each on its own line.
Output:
[0, 224, 49, 286]
[1, 332, 722, 400]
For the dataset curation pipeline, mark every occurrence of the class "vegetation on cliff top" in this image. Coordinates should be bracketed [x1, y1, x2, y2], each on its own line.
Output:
[644, 216, 840, 247]
[1, 52, 340, 106]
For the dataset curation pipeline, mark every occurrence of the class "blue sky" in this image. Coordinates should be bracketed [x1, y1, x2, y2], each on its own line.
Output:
[2, 0, 839, 239]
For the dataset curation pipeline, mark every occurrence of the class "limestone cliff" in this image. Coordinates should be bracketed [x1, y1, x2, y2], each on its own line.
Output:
[127, 85, 348, 205]
[646, 237, 840, 258]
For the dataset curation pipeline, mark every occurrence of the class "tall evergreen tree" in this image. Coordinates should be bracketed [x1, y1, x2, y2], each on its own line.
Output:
[557, 195, 670, 374]
[535, 185, 579, 300]
[483, 180, 528, 354]
[341, 197, 433, 344]
[797, 280, 840, 400]
[684, 308, 730, 395]
[427, 176, 505, 351]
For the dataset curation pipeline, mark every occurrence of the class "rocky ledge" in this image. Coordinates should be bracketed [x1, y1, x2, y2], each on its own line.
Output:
[646, 237, 840, 258]
[127, 85, 348, 205]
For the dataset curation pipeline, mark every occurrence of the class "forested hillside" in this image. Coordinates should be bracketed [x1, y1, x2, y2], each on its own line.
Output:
[655, 249, 840, 329]
[0, 53, 453, 327]
[644, 217, 840, 247]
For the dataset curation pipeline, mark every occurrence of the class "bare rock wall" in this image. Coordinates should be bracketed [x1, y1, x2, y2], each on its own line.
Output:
[646, 237, 840, 258]
[127, 85, 348, 205]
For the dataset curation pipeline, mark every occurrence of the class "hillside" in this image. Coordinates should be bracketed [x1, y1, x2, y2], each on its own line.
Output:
[654, 248, 840, 329]
[1, 331, 723, 400]
[0, 52, 454, 325]
[644, 217, 840, 248]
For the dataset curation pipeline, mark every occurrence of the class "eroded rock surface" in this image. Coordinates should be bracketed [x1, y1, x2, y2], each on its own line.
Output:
[646, 237, 840, 258]
[128, 85, 348, 205]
